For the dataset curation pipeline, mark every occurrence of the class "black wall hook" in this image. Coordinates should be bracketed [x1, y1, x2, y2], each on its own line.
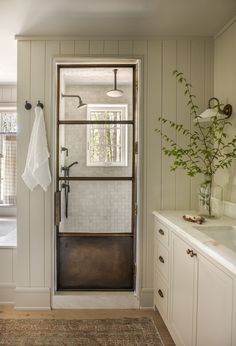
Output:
[25, 101, 32, 110]
[37, 100, 44, 109]
[25, 100, 44, 110]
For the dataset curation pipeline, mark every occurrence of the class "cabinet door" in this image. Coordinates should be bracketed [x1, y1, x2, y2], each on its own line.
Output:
[170, 234, 197, 346]
[196, 254, 233, 346]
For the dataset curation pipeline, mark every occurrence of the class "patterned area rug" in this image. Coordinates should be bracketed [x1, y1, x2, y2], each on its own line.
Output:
[0, 317, 163, 346]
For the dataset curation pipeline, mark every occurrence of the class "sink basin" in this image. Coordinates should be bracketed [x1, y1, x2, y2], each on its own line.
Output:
[193, 225, 236, 253]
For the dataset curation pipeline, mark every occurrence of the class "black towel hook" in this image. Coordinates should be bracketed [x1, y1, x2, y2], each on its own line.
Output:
[25, 100, 44, 110]
[37, 100, 44, 109]
[25, 101, 32, 110]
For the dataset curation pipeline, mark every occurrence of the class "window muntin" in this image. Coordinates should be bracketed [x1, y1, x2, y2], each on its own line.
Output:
[87, 105, 128, 167]
[0, 111, 17, 206]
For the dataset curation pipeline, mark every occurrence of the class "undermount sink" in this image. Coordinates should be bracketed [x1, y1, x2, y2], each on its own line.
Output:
[193, 225, 236, 253]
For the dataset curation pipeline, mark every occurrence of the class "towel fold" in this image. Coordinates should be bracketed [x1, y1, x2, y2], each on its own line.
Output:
[22, 106, 51, 191]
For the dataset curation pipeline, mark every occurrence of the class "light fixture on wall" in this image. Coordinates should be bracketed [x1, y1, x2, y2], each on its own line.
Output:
[106, 69, 124, 97]
[61, 93, 87, 109]
[197, 97, 233, 122]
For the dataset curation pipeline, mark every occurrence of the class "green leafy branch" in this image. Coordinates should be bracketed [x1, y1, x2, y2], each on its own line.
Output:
[155, 70, 236, 179]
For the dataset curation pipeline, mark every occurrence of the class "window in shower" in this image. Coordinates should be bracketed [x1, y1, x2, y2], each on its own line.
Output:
[0, 110, 17, 205]
[86, 104, 128, 166]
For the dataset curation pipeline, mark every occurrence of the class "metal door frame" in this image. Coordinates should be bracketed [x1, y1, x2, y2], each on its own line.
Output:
[54, 61, 140, 292]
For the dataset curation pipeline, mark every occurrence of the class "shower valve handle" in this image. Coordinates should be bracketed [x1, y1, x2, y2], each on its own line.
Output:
[61, 147, 68, 156]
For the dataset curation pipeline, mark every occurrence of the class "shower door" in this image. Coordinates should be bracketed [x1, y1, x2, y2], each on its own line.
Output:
[55, 64, 137, 291]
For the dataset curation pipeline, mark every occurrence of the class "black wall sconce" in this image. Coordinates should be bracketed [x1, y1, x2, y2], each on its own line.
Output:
[198, 97, 233, 122]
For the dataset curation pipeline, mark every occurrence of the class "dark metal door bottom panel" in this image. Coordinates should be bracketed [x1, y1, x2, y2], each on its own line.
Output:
[57, 235, 134, 290]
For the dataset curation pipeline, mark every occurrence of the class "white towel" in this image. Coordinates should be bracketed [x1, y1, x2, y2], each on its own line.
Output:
[22, 106, 51, 191]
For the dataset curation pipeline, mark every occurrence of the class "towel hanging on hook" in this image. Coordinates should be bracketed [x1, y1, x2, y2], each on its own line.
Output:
[22, 106, 51, 191]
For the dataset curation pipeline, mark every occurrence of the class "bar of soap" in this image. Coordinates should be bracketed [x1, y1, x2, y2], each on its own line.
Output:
[183, 214, 205, 224]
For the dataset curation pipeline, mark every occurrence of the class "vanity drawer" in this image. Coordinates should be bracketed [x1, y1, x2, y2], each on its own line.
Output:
[155, 241, 169, 281]
[154, 219, 169, 247]
[154, 271, 168, 320]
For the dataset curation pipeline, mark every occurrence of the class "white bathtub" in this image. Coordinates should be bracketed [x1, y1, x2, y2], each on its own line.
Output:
[0, 218, 17, 247]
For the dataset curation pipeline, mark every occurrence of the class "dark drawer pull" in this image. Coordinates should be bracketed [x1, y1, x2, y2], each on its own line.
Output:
[159, 256, 165, 263]
[187, 249, 197, 258]
[158, 289, 164, 298]
[158, 229, 165, 236]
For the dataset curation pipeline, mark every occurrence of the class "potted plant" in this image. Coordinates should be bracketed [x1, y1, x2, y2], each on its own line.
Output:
[156, 70, 236, 217]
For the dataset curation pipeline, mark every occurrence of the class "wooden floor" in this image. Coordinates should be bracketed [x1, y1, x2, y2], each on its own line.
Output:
[0, 304, 175, 345]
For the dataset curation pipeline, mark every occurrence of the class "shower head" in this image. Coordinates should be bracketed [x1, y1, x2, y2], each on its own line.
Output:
[106, 69, 123, 98]
[77, 96, 86, 109]
[61, 93, 87, 109]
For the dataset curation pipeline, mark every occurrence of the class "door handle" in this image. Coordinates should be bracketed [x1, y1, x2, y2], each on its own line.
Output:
[55, 190, 61, 226]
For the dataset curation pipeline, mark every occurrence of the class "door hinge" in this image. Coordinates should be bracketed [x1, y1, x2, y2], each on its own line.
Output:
[135, 141, 138, 154]
[135, 81, 138, 92]
[134, 203, 138, 216]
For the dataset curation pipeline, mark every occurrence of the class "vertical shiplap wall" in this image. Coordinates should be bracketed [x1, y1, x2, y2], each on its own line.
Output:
[0, 85, 16, 303]
[214, 20, 236, 202]
[16, 37, 213, 305]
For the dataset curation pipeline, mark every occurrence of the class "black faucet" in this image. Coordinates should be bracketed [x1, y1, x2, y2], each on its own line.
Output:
[61, 161, 78, 218]
[61, 161, 78, 173]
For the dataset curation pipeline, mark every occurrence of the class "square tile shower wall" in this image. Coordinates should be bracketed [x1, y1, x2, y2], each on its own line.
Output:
[61, 181, 132, 233]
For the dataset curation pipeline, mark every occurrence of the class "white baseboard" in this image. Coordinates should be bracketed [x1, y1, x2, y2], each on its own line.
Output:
[52, 291, 140, 309]
[14, 287, 51, 310]
[0, 283, 15, 304]
[139, 288, 154, 308]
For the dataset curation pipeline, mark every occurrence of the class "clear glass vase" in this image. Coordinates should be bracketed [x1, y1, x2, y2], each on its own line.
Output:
[198, 177, 223, 218]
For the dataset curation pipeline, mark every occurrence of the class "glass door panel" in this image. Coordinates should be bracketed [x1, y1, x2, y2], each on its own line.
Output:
[59, 67, 133, 121]
[59, 180, 132, 233]
[59, 124, 133, 178]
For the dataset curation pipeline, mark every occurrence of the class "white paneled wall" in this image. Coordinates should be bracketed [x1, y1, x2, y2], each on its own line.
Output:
[0, 84, 16, 303]
[16, 37, 213, 308]
[214, 19, 236, 203]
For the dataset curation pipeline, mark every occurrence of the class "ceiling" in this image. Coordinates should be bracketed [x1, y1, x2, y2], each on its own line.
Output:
[1, 0, 236, 83]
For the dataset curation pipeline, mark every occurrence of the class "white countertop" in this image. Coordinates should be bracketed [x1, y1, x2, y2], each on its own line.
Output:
[153, 210, 236, 276]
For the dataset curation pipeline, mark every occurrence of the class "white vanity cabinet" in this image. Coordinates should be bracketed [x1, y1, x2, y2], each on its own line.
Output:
[170, 233, 197, 346]
[153, 218, 170, 324]
[196, 253, 233, 346]
[153, 212, 235, 346]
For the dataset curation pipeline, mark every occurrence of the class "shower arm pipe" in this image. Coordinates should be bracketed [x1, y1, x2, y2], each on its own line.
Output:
[114, 68, 117, 90]
[61, 93, 82, 102]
